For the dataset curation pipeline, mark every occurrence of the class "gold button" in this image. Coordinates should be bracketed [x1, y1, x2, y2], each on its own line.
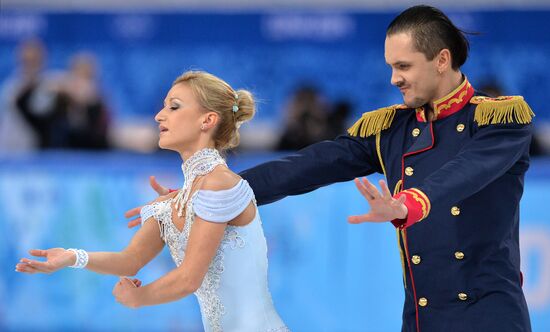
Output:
[412, 128, 421, 137]
[455, 251, 465, 260]
[458, 293, 468, 301]
[405, 167, 414, 176]
[412, 255, 421, 265]
[456, 124, 465, 132]
[418, 297, 428, 307]
[451, 206, 460, 216]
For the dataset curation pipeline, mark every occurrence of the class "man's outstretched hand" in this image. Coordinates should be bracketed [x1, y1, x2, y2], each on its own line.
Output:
[347, 177, 408, 224]
[124, 176, 170, 228]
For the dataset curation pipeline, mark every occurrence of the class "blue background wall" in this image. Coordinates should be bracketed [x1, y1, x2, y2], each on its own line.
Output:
[1, 11, 549, 125]
[1, 153, 549, 331]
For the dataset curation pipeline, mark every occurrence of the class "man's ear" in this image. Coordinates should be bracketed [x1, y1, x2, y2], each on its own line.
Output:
[436, 48, 452, 73]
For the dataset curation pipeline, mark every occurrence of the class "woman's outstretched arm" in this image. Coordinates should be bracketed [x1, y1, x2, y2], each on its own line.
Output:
[16, 218, 164, 277]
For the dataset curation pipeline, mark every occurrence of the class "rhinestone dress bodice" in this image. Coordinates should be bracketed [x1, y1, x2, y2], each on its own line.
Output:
[143, 148, 289, 332]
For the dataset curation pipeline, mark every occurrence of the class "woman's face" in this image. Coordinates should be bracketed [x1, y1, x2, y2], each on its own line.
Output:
[155, 83, 206, 151]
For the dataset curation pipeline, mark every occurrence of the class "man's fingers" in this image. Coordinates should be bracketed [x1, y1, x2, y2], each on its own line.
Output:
[124, 207, 141, 219]
[379, 180, 392, 200]
[347, 213, 376, 224]
[361, 177, 381, 199]
[354, 178, 373, 200]
[150, 176, 169, 196]
[395, 195, 406, 204]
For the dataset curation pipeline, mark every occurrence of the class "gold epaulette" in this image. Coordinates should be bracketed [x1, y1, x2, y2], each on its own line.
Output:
[347, 104, 407, 138]
[471, 96, 535, 126]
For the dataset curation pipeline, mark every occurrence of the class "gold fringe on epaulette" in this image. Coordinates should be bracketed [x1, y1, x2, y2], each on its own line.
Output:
[474, 96, 535, 126]
[347, 105, 399, 138]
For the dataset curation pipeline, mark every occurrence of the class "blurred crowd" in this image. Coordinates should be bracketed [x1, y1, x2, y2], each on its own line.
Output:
[276, 85, 352, 151]
[0, 39, 110, 153]
[1, 39, 549, 156]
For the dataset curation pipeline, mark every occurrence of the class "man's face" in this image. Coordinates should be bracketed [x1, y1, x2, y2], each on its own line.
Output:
[385, 32, 441, 108]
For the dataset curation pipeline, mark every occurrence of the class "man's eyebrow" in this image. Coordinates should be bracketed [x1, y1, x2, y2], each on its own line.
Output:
[389, 61, 410, 66]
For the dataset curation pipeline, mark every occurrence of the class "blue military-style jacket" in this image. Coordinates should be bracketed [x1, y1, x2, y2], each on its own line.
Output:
[240, 77, 534, 331]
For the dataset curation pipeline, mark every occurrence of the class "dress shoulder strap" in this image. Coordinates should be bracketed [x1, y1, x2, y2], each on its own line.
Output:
[193, 179, 254, 223]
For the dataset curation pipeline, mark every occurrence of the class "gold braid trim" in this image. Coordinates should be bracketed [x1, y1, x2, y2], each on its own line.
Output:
[375, 132, 386, 177]
[471, 96, 535, 126]
[407, 188, 431, 220]
[347, 104, 405, 138]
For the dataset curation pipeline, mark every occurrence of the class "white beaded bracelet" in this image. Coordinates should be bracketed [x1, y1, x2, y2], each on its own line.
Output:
[67, 248, 89, 269]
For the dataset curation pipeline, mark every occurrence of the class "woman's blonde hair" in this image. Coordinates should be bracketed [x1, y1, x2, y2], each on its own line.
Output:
[173, 71, 255, 151]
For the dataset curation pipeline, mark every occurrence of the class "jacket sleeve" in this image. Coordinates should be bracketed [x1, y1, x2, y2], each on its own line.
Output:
[394, 121, 532, 228]
[240, 134, 382, 205]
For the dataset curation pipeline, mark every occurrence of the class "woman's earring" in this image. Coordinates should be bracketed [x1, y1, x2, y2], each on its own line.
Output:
[201, 124, 206, 130]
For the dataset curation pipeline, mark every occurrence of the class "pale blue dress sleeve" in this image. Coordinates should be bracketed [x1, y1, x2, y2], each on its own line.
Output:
[193, 179, 254, 223]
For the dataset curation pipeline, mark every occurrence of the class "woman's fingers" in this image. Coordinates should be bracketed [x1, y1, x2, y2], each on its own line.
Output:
[15, 263, 35, 273]
[28, 249, 47, 257]
[16, 262, 43, 274]
[20, 258, 52, 272]
[124, 206, 141, 219]
[127, 218, 141, 228]
[150, 176, 169, 196]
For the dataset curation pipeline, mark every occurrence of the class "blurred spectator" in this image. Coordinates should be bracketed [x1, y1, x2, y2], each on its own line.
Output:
[326, 100, 352, 139]
[60, 53, 110, 149]
[478, 81, 503, 99]
[0, 39, 65, 152]
[276, 85, 332, 150]
[479, 81, 547, 156]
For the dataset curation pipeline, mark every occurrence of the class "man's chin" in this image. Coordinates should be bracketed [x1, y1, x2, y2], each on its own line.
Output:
[403, 97, 425, 109]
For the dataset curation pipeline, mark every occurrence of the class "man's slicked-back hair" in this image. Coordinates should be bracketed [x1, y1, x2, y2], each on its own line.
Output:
[386, 5, 470, 70]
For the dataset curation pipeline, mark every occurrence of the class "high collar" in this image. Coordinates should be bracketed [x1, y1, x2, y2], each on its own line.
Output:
[415, 76, 475, 122]
[175, 148, 226, 217]
[181, 148, 225, 181]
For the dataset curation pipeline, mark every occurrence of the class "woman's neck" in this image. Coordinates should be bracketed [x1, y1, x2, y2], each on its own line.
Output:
[179, 142, 216, 161]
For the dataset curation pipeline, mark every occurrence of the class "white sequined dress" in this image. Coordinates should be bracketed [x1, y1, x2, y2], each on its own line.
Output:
[140, 148, 289, 332]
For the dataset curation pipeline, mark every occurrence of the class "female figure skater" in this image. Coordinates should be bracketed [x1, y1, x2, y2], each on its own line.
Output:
[16, 71, 289, 332]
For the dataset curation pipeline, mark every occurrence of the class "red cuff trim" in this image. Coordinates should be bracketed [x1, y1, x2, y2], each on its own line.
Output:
[391, 188, 431, 229]
[168, 189, 178, 193]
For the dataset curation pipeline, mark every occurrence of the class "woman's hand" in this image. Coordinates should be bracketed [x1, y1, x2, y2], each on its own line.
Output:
[124, 176, 170, 228]
[15, 248, 76, 274]
[112, 277, 143, 308]
[347, 177, 408, 224]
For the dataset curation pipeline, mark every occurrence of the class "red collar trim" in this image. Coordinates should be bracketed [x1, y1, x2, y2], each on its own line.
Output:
[415, 77, 475, 122]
